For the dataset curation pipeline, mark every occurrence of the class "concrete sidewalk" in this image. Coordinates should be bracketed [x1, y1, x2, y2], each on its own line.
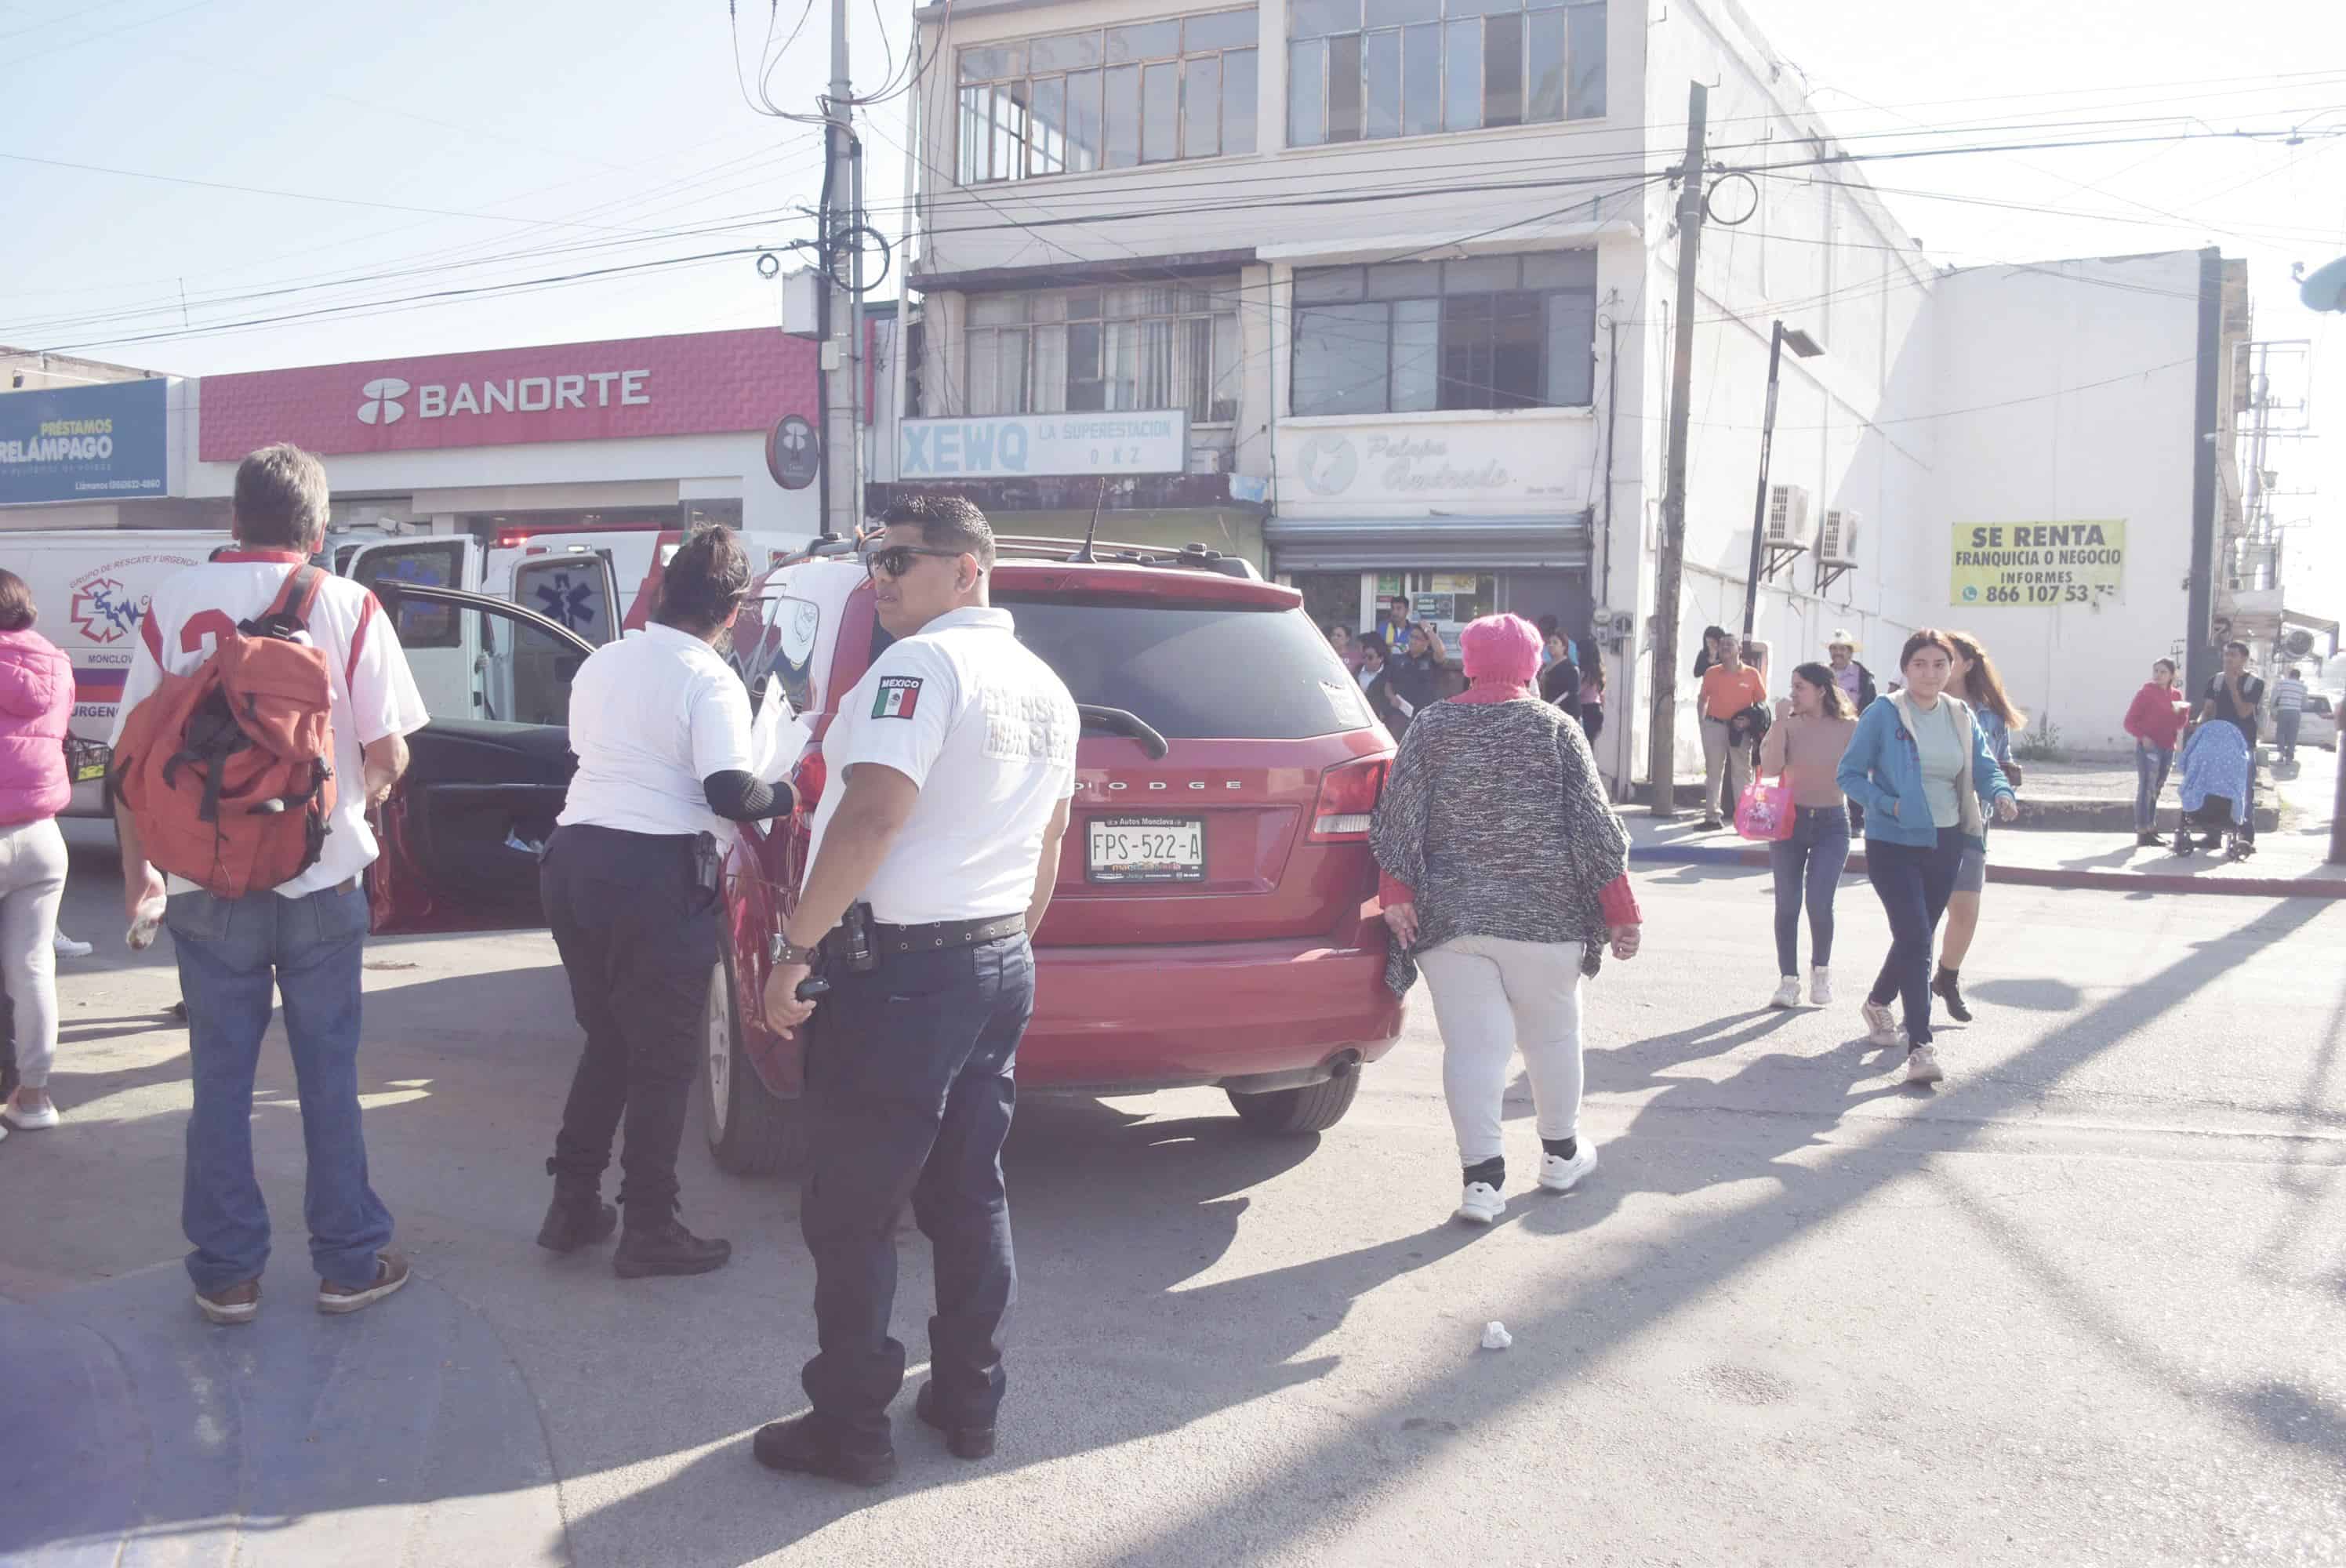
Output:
[1632, 746, 2344, 898]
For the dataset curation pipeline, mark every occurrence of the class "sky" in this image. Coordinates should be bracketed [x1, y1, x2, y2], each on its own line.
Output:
[1, 0, 2340, 619]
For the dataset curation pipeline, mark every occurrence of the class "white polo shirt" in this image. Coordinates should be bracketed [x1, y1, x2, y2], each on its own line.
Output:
[811, 605, 1077, 924]
[111, 551, 430, 898]
[559, 622, 757, 842]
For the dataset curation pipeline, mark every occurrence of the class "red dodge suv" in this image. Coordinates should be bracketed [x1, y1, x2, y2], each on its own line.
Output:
[369, 535, 1404, 1173]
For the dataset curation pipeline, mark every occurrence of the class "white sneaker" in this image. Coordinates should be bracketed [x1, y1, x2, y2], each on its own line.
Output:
[1455, 1181, 1506, 1225]
[1770, 976, 1803, 1010]
[1861, 1000, 1905, 1049]
[1810, 967, 1834, 1005]
[4, 1095, 60, 1131]
[53, 931, 93, 960]
[1538, 1145, 1598, 1193]
[1905, 1045, 1945, 1085]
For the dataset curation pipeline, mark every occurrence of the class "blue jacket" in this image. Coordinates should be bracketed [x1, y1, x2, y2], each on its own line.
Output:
[1836, 691, 2014, 848]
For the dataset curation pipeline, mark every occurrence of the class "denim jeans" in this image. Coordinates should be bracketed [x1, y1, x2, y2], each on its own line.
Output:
[1769, 806, 1852, 976]
[1864, 826, 1966, 1047]
[2275, 710, 2302, 764]
[2134, 743, 2174, 832]
[801, 931, 1035, 1446]
[165, 883, 390, 1293]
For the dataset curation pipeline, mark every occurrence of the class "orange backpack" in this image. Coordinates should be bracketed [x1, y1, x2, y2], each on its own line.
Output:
[112, 566, 338, 899]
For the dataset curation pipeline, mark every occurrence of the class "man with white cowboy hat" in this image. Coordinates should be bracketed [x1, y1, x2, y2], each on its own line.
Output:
[1825, 630, 1878, 832]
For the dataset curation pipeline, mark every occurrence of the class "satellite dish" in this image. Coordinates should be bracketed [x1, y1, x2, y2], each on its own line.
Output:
[2300, 254, 2346, 314]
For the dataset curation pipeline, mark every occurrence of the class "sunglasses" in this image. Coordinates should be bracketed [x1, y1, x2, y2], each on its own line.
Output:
[861, 543, 967, 579]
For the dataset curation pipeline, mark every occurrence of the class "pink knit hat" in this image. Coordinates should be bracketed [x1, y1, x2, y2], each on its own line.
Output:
[1458, 613, 1542, 684]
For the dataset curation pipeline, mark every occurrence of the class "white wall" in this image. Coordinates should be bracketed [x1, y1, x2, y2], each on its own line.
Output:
[1927, 252, 2204, 753]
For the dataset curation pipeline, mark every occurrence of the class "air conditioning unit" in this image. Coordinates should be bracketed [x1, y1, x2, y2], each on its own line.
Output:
[1818, 508, 1861, 566]
[1764, 483, 1813, 546]
[1189, 447, 1226, 476]
[2282, 627, 2317, 658]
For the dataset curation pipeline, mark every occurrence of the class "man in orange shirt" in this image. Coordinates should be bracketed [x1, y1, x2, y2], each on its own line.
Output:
[1698, 637, 1768, 829]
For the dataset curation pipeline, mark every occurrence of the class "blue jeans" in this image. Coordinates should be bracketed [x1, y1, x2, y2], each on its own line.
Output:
[165, 884, 390, 1294]
[801, 931, 1035, 1446]
[2275, 710, 2302, 763]
[2134, 742, 2174, 831]
[1864, 826, 1966, 1047]
[1769, 806, 1851, 976]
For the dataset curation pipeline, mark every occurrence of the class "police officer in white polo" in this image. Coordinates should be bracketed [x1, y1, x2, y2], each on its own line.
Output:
[755, 493, 1076, 1487]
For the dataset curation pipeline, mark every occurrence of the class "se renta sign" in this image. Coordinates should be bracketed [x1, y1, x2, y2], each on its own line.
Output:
[1952, 520, 2126, 608]
[0, 379, 169, 505]
[897, 412, 1189, 479]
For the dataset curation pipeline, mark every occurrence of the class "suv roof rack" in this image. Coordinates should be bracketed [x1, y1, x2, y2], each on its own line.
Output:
[767, 532, 1263, 582]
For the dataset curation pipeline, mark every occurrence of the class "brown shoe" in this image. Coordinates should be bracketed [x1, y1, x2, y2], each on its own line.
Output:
[317, 1250, 412, 1316]
[195, 1279, 262, 1326]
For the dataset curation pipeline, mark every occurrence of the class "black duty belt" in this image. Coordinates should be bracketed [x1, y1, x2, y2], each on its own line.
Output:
[868, 913, 1026, 954]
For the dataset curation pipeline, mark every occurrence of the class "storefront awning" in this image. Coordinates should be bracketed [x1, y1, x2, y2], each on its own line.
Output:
[1264, 513, 1593, 572]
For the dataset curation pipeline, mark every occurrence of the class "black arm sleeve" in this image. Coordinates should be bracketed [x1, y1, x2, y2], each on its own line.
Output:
[702, 770, 796, 822]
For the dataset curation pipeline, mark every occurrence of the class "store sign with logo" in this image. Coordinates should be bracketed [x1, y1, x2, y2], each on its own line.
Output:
[899, 412, 1188, 478]
[1951, 521, 2126, 608]
[1276, 417, 1580, 510]
[198, 328, 818, 460]
[0, 379, 169, 504]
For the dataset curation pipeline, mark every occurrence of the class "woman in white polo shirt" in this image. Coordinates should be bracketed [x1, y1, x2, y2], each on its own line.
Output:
[536, 527, 794, 1280]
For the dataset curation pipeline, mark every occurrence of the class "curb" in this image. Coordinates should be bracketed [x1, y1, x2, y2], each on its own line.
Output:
[1629, 842, 2346, 901]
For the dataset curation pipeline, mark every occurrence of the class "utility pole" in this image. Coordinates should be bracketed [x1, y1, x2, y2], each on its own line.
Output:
[1644, 82, 1708, 818]
[819, 0, 863, 542]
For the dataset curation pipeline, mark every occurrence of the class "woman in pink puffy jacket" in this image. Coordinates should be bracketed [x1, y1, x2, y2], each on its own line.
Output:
[0, 568, 74, 1134]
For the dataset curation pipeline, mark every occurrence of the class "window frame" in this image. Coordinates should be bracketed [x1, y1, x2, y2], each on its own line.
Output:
[1288, 252, 1598, 417]
[1286, 0, 1603, 148]
[965, 283, 1244, 426]
[957, 8, 1260, 184]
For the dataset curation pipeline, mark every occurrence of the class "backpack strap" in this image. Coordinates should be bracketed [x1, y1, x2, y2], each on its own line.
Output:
[265, 564, 327, 626]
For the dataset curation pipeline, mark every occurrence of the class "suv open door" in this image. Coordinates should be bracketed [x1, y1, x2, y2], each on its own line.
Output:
[365, 582, 594, 937]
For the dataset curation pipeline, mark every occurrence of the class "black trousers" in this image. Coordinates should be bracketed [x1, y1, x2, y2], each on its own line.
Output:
[1864, 826, 1966, 1047]
[542, 824, 717, 1222]
[801, 931, 1034, 1446]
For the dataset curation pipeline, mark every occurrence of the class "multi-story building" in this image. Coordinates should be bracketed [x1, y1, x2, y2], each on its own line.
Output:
[888, 0, 2250, 779]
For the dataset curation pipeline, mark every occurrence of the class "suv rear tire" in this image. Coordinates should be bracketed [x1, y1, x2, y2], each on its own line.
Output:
[1226, 1069, 1360, 1134]
[703, 949, 811, 1176]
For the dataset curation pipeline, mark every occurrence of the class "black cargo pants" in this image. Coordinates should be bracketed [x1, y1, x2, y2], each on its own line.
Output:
[542, 824, 719, 1224]
[800, 931, 1034, 1447]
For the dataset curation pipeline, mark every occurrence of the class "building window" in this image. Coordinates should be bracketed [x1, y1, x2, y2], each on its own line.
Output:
[958, 9, 1258, 183]
[1287, 0, 1603, 148]
[966, 284, 1243, 424]
[1291, 252, 1596, 416]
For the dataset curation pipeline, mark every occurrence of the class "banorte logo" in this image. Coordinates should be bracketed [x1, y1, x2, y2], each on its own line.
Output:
[358, 377, 411, 426]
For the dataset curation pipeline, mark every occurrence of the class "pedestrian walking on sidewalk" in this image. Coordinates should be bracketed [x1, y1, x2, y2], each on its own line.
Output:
[2191, 641, 2266, 851]
[537, 526, 797, 1279]
[1758, 665, 1858, 1011]
[1578, 658, 1607, 749]
[2123, 659, 2190, 846]
[1932, 632, 2026, 1025]
[0, 568, 73, 1135]
[1697, 636, 1767, 830]
[1835, 630, 2017, 1086]
[2273, 666, 2309, 766]
[109, 445, 428, 1324]
[757, 495, 1077, 1488]
[1370, 613, 1643, 1228]
[1825, 629, 1877, 833]
[1538, 632, 1582, 724]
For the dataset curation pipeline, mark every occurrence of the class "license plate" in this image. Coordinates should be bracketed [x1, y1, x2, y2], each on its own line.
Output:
[1086, 815, 1204, 884]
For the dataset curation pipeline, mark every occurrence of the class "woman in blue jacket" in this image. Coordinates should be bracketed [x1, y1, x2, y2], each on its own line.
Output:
[1836, 629, 2017, 1085]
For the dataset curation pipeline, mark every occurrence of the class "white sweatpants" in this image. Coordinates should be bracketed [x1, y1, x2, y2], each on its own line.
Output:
[1416, 933, 1585, 1167]
[0, 817, 67, 1090]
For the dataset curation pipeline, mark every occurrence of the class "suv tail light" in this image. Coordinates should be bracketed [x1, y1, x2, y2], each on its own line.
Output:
[1309, 756, 1388, 842]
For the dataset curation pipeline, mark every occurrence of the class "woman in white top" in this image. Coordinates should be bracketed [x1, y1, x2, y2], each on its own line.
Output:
[537, 528, 795, 1279]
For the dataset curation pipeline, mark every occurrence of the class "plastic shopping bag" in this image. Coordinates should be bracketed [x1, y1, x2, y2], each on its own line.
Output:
[1734, 775, 1796, 842]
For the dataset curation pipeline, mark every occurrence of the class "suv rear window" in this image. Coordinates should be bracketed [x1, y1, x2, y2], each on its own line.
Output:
[998, 593, 1371, 739]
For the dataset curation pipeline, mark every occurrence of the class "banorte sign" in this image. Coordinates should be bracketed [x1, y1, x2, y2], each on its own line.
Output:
[198, 328, 816, 461]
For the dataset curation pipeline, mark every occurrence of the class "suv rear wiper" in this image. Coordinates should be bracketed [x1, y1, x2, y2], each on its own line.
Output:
[1077, 704, 1169, 760]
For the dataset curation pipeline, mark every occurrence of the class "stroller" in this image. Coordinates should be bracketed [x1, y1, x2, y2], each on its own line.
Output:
[2174, 721, 2255, 861]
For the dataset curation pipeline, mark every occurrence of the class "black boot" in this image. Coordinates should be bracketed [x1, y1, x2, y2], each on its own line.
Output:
[751, 1414, 898, 1487]
[612, 1210, 732, 1279]
[1931, 966, 1972, 1023]
[916, 1381, 997, 1460]
[536, 1163, 618, 1254]
[2134, 829, 2163, 848]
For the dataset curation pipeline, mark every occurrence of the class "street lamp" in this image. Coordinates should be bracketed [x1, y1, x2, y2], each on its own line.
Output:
[1741, 321, 1824, 637]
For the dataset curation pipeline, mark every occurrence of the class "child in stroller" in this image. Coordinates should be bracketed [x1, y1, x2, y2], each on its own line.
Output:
[2174, 720, 2255, 860]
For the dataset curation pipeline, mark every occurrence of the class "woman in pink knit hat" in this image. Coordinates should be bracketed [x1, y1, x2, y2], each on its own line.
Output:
[1369, 613, 1644, 1225]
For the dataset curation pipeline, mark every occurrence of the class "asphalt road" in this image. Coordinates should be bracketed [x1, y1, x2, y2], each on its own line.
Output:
[3, 833, 2342, 1567]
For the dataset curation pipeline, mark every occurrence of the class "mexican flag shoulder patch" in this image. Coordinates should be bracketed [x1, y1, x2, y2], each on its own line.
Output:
[873, 675, 923, 720]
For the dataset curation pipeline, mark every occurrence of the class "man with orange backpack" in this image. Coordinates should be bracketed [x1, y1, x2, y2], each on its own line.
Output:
[108, 444, 429, 1327]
